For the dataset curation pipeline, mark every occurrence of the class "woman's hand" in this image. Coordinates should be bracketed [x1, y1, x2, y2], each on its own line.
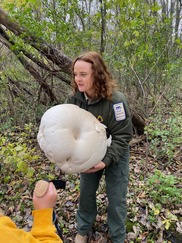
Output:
[83, 161, 106, 173]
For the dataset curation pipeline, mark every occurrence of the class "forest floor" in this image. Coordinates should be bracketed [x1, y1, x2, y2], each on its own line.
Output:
[0, 135, 181, 243]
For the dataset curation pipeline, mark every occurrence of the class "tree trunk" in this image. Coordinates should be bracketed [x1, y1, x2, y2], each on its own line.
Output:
[0, 8, 72, 75]
[0, 7, 145, 134]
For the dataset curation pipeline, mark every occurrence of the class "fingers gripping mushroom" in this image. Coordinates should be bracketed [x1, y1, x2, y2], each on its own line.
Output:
[37, 104, 108, 174]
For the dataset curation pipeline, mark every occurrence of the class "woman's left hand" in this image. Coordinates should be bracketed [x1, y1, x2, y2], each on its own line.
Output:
[83, 161, 106, 173]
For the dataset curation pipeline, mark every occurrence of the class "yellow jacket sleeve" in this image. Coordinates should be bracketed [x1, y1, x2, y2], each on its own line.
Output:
[0, 208, 63, 243]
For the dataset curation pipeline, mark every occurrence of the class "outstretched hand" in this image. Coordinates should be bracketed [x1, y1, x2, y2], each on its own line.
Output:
[33, 182, 57, 210]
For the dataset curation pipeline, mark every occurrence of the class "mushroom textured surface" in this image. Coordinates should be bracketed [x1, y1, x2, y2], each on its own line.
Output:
[37, 104, 108, 174]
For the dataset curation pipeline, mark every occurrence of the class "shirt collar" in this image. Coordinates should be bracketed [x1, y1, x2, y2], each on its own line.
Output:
[84, 92, 90, 101]
[84, 92, 101, 104]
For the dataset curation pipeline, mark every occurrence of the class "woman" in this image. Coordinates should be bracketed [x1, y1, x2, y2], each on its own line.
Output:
[65, 51, 133, 243]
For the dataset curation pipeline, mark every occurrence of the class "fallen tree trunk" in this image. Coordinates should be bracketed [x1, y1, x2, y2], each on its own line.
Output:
[0, 8, 72, 75]
[0, 7, 145, 134]
[131, 109, 145, 135]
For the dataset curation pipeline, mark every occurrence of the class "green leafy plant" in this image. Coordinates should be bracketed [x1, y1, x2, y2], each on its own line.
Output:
[145, 110, 182, 164]
[0, 124, 40, 181]
[146, 170, 182, 205]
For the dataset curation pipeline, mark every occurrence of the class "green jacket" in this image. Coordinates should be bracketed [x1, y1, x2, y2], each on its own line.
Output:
[65, 90, 133, 167]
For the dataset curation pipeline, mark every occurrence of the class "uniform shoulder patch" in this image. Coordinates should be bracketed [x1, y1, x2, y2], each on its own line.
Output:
[113, 102, 126, 121]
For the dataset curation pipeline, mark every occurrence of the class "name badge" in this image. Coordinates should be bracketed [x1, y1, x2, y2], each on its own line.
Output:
[113, 103, 126, 121]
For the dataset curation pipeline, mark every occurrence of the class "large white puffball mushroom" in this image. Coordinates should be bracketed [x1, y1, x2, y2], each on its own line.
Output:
[37, 104, 108, 174]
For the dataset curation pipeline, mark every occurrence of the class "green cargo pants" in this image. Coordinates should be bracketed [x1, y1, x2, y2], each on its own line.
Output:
[76, 148, 129, 243]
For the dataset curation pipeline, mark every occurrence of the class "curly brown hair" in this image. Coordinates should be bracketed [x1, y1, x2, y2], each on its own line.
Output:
[71, 51, 118, 100]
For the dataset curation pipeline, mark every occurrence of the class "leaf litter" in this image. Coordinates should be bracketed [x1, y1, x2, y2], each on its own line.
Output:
[0, 136, 181, 243]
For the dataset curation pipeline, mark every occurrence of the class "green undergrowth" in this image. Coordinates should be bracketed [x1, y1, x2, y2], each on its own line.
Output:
[145, 108, 182, 165]
[0, 109, 181, 242]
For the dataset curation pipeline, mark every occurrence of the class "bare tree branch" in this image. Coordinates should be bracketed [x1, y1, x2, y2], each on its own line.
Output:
[0, 26, 58, 102]
[0, 8, 72, 75]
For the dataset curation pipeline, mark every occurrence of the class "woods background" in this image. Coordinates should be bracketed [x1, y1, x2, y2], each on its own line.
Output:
[0, 1, 182, 243]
